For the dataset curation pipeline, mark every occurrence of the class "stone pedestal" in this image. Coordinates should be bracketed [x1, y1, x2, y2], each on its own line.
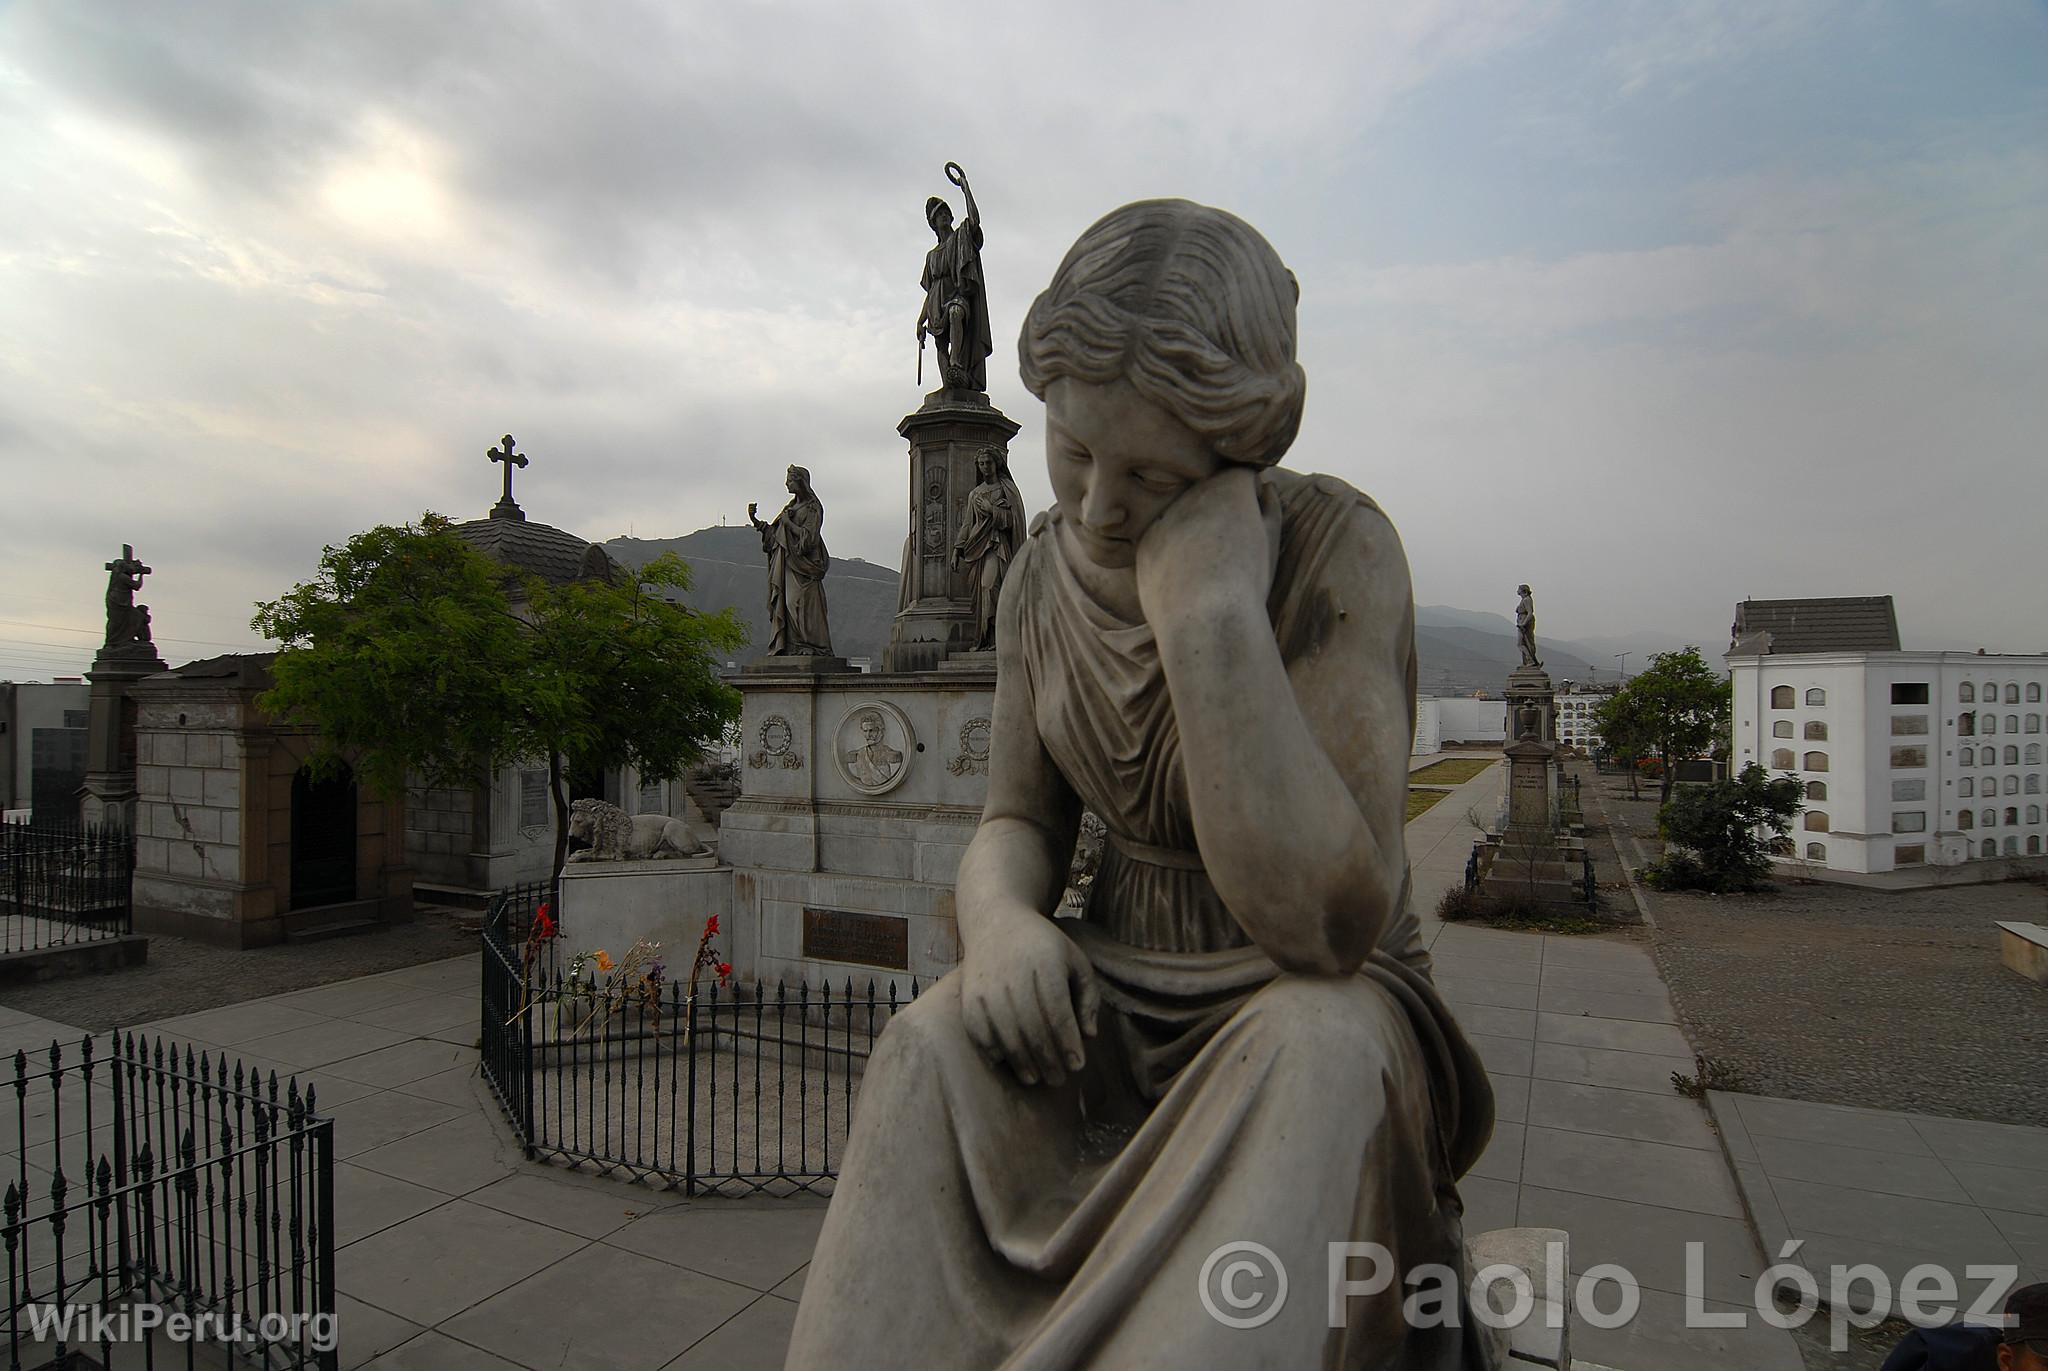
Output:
[80, 644, 166, 831]
[883, 388, 1021, 671]
[716, 665, 994, 988]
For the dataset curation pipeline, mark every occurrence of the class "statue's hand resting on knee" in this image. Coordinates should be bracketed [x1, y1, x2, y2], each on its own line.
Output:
[960, 913, 1100, 1087]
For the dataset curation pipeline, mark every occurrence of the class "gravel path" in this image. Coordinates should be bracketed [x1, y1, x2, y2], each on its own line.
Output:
[0, 909, 478, 1033]
[1591, 773, 2048, 1128]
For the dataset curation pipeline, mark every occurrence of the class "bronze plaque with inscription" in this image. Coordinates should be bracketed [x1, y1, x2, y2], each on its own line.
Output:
[802, 907, 910, 971]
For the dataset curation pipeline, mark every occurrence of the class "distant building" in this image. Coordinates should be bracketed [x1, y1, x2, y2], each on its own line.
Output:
[0, 680, 91, 821]
[1413, 696, 1508, 754]
[1726, 595, 2048, 873]
[1555, 682, 1618, 755]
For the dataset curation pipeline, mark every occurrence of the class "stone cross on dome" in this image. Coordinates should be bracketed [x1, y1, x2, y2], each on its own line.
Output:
[488, 434, 528, 522]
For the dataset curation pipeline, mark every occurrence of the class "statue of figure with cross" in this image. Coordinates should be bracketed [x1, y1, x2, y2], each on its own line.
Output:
[489, 434, 528, 521]
[101, 543, 154, 650]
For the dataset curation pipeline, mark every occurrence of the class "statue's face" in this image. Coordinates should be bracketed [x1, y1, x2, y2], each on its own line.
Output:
[931, 205, 952, 237]
[785, 468, 800, 493]
[976, 452, 995, 481]
[860, 717, 882, 744]
[1044, 375, 1221, 570]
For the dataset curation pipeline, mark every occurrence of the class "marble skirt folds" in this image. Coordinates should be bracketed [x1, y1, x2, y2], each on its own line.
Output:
[784, 925, 1502, 1371]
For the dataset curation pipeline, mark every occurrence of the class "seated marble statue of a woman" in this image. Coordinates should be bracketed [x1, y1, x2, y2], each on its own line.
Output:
[787, 200, 1499, 1370]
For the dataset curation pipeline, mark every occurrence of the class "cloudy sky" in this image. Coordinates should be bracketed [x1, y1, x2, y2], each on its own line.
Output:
[2, 0, 2043, 680]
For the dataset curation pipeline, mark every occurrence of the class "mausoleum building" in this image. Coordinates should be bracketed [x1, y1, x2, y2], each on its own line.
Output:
[1727, 595, 2048, 873]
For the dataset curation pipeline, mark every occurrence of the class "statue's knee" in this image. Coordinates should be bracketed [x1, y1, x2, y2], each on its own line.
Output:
[868, 978, 966, 1075]
[1245, 976, 1403, 1076]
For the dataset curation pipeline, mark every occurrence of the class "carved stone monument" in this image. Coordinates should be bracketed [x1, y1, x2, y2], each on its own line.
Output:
[747, 465, 847, 671]
[788, 198, 1504, 1368]
[886, 162, 1026, 671]
[81, 543, 168, 830]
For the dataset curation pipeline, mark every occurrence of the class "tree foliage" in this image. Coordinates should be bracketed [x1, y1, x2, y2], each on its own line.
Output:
[252, 514, 747, 880]
[1646, 762, 1804, 893]
[1594, 647, 1730, 803]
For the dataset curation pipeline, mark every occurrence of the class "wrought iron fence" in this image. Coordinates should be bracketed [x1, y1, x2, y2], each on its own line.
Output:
[2, 1033, 336, 1370]
[480, 883, 916, 1196]
[1, 819, 134, 954]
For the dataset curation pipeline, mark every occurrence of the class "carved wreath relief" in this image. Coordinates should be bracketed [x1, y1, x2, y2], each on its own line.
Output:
[747, 714, 804, 770]
[832, 701, 916, 796]
[921, 463, 948, 555]
[947, 717, 992, 777]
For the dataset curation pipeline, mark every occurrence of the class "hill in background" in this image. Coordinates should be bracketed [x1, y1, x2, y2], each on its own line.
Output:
[606, 528, 1689, 689]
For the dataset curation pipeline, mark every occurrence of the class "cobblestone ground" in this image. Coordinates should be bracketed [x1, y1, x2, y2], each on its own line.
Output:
[0, 908, 478, 1032]
[1592, 774, 2048, 1128]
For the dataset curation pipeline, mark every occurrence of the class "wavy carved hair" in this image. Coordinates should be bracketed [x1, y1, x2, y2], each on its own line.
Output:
[1018, 199, 1305, 468]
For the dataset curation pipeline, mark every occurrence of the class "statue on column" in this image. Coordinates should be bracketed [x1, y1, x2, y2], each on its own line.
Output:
[1515, 583, 1541, 670]
[917, 162, 992, 393]
[950, 448, 1023, 650]
[102, 544, 156, 651]
[748, 466, 834, 657]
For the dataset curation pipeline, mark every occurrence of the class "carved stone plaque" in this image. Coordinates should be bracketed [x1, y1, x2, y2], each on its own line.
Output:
[802, 907, 909, 971]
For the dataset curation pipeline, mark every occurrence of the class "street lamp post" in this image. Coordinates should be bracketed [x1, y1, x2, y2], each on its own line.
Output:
[1615, 652, 1630, 682]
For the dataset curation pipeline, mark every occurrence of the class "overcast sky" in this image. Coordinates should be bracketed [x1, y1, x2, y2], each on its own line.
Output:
[2, 0, 2043, 679]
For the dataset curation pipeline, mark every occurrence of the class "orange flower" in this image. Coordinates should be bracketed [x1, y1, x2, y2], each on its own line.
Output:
[593, 949, 615, 973]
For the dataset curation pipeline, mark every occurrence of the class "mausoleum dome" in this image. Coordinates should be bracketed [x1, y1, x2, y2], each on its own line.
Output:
[451, 434, 616, 588]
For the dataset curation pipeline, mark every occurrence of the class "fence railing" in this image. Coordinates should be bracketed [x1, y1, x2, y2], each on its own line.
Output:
[2, 1033, 336, 1370]
[1, 818, 134, 954]
[480, 883, 916, 1196]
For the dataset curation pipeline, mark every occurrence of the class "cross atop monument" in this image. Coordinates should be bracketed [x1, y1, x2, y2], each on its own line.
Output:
[488, 434, 528, 522]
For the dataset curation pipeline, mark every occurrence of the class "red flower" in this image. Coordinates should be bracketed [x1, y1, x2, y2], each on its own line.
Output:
[533, 906, 558, 942]
[702, 914, 720, 938]
[716, 961, 733, 985]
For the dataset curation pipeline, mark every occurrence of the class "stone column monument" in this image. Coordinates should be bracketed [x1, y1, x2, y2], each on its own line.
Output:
[887, 162, 1024, 671]
[81, 543, 168, 830]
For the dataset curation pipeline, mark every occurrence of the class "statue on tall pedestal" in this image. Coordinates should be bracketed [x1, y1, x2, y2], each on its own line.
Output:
[1515, 583, 1541, 670]
[791, 198, 1499, 1369]
[101, 544, 156, 652]
[950, 448, 1022, 651]
[917, 162, 992, 394]
[748, 466, 833, 657]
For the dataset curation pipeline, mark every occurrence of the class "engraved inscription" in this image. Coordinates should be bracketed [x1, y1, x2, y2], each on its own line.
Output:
[802, 907, 910, 971]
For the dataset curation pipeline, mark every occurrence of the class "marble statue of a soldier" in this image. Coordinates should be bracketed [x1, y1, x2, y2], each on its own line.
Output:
[917, 162, 992, 392]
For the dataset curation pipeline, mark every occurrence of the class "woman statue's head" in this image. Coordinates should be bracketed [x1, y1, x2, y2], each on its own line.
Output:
[1019, 199, 1305, 470]
[786, 465, 813, 498]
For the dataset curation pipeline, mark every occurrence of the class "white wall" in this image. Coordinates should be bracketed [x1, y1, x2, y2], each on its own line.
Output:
[1432, 697, 1506, 745]
[1730, 650, 2048, 873]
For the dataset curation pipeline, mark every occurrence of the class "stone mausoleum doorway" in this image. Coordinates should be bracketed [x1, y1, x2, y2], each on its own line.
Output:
[291, 763, 357, 910]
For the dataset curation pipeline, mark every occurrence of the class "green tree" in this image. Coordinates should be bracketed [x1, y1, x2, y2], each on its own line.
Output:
[1648, 762, 1805, 893]
[1592, 687, 1655, 799]
[1596, 647, 1730, 804]
[252, 514, 746, 882]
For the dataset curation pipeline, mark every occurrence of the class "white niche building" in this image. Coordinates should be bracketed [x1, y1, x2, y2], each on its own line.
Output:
[1727, 596, 2048, 874]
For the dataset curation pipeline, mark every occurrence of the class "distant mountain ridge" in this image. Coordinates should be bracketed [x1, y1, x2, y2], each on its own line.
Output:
[602, 529, 1687, 688]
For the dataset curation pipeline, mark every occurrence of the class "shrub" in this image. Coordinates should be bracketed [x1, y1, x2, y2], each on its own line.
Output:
[1646, 763, 1804, 894]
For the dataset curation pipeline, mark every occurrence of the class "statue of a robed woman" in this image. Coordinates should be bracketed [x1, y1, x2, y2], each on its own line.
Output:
[788, 201, 1500, 1369]
[951, 447, 1023, 650]
[748, 465, 833, 657]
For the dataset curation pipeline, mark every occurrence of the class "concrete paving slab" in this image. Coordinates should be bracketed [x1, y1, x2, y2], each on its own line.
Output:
[1521, 1127, 1746, 1218]
[1770, 1175, 2019, 1255]
[661, 1293, 798, 1371]
[1910, 1115, 2048, 1172]
[1488, 1072, 1530, 1125]
[466, 1171, 666, 1240]
[1731, 1094, 1937, 1156]
[343, 992, 479, 1039]
[1459, 1174, 1520, 1235]
[1532, 984, 1676, 1024]
[605, 1201, 829, 1293]
[323, 1037, 476, 1089]
[348, 1112, 524, 1198]
[1431, 952, 1543, 986]
[1471, 1122, 1527, 1183]
[1513, 1185, 1764, 1304]
[1467, 1031, 1535, 1077]
[237, 1019, 415, 1070]
[1751, 1132, 1974, 1204]
[1572, 1285, 1803, 1371]
[1532, 1041, 1693, 1095]
[1448, 1002, 1537, 1039]
[360, 1330, 528, 1370]
[1536, 965, 1671, 997]
[1435, 974, 1539, 1011]
[394, 1063, 486, 1108]
[325, 1090, 466, 1159]
[1525, 1079, 1719, 1152]
[337, 1198, 584, 1326]
[147, 1000, 333, 1046]
[443, 1241, 757, 1371]
[1948, 1159, 2048, 1217]
[333, 1161, 453, 1247]
[336, 1293, 425, 1370]
[1533, 1012, 1691, 1059]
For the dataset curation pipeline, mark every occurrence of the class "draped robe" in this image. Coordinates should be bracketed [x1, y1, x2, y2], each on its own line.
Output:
[760, 494, 832, 656]
[787, 470, 1500, 1371]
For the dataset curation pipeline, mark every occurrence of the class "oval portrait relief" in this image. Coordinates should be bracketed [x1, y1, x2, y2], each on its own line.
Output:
[833, 701, 916, 796]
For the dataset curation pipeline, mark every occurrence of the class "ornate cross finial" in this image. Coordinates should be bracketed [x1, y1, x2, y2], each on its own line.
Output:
[488, 434, 528, 521]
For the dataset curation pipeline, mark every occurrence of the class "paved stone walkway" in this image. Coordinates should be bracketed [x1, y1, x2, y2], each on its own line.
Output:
[0, 754, 2022, 1368]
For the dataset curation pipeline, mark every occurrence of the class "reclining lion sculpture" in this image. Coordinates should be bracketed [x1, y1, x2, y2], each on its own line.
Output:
[566, 797, 708, 861]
